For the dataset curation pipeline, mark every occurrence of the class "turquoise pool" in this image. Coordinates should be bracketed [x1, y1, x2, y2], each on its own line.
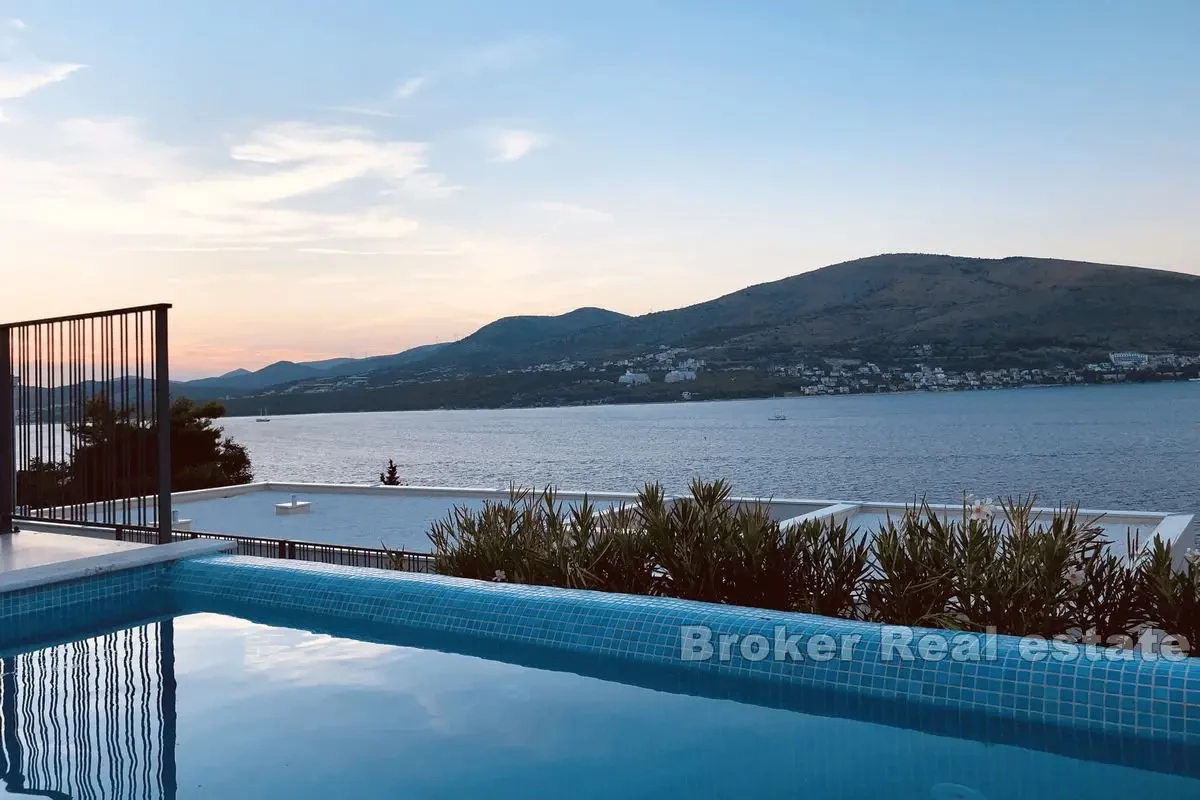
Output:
[1, 554, 1198, 798]
[1, 612, 1197, 799]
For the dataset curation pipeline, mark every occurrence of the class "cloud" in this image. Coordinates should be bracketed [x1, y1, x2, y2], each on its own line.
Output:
[154, 121, 454, 211]
[297, 246, 464, 256]
[0, 118, 452, 249]
[322, 105, 399, 119]
[393, 76, 426, 99]
[318, 75, 425, 120]
[534, 201, 612, 223]
[0, 62, 84, 100]
[301, 274, 362, 285]
[459, 37, 549, 74]
[9, 19, 25, 31]
[488, 128, 548, 162]
[123, 245, 271, 253]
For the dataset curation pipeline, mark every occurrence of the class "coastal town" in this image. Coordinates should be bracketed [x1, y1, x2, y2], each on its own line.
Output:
[251, 346, 1200, 412]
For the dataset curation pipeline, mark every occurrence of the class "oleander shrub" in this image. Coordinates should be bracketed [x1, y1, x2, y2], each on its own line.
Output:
[1067, 530, 1146, 644]
[706, 485, 797, 611]
[640, 479, 740, 602]
[791, 516, 871, 619]
[584, 502, 658, 596]
[1138, 537, 1200, 651]
[866, 502, 957, 627]
[420, 485, 644, 589]
[422, 480, 1198, 656]
[421, 486, 542, 582]
[949, 497, 1108, 638]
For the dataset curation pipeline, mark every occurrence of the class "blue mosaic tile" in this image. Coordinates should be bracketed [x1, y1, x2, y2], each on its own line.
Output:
[0, 564, 170, 655]
[167, 554, 1200, 744]
[5, 549, 1198, 753]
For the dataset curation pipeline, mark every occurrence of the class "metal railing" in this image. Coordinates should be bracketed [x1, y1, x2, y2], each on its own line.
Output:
[112, 524, 437, 572]
[2, 304, 172, 542]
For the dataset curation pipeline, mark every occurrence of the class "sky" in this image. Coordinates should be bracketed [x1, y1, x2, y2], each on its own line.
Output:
[0, 1, 1197, 378]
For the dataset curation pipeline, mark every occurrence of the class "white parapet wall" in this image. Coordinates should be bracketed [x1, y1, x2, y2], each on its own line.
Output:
[28, 481, 1194, 564]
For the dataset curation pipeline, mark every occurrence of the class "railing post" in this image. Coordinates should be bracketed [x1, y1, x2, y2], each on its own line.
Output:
[154, 308, 172, 545]
[0, 325, 12, 535]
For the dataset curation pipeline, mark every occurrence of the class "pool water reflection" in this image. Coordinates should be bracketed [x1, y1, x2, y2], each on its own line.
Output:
[1, 613, 1198, 799]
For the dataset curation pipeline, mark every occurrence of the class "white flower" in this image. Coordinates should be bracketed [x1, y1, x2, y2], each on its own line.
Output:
[968, 496, 995, 522]
[1065, 567, 1086, 587]
[493, 569, 507, 582]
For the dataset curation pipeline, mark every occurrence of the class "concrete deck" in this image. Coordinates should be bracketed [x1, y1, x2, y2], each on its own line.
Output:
[0, 531, 237, 594]
[0, 531, 148, 574]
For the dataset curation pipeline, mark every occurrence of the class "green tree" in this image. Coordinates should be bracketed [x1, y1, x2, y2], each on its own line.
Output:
[168, 397, 254, 490]
[16, 396, 253, 508]
[380, 459, 401, 486]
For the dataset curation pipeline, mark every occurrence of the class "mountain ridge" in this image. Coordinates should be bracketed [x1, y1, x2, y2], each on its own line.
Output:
[182, 253, 1200, 398]
[379, 253, 1200, 375]
[183, 342, 449, 393]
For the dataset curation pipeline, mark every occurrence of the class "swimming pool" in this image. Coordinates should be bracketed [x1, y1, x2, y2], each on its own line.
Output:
[1, 554, 1198, 798]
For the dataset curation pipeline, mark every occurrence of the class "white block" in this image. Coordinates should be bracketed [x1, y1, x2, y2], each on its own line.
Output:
[275, 501, 312, 516]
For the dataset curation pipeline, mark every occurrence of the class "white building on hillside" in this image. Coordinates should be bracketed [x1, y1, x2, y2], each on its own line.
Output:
[1109, 352, 1150, 368]
[617, 370, 651, 385]
[664, 369, 697, 383]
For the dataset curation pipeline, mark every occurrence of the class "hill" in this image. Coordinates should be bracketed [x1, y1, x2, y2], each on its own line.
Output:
[181, 342, 447, 395]
[450, 307, 629, 354]
[379, 253, 1200, 374]
[184, 253, 1200, 411]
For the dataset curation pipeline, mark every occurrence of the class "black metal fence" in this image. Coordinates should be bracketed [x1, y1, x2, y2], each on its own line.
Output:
[113, 524, 437, 572]
[1, 304, 172, 542]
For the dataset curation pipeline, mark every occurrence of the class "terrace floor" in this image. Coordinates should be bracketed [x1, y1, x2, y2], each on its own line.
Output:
[0, 530, 148, 575]
[167, 484, 831, 551]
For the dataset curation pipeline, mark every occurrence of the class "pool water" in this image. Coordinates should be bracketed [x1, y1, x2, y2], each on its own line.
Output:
[1, 612, 1197, 799]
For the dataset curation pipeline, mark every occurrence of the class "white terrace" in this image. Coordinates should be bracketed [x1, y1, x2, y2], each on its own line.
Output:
[24, 482, 1193, 564]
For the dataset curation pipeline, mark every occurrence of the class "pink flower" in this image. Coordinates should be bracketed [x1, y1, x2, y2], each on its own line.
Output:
[493, 570, 507, 582]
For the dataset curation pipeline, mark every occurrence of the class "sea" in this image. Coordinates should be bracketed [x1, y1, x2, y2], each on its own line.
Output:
[222, 382, 1199, 515]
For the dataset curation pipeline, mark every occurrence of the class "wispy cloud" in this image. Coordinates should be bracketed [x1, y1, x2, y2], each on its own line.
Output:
[123, 245, 272, 253]
[534, 201, 612, 223]
[322, 104, 399, 119]
[320, 76, 425, 120]
[488, 128, 548, 163]
[459, 37, 549, 75]
[0, 62, 84, 100]
[297, 246, 463, 256]
[302, 274, 363, 285]
[0, 118, 453, 249]
[9, 19, 26, 31]
[393, 76, 426, 99]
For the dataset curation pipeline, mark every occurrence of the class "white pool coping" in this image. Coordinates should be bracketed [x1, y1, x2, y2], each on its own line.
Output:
[0, 536, 236, 595]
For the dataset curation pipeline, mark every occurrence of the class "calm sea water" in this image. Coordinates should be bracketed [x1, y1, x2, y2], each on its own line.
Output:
[223, 383, 1199, 514]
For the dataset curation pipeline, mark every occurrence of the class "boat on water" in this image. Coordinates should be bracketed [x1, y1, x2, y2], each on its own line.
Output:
[768, 394, 786, 421]
[255, 407, 271, 422]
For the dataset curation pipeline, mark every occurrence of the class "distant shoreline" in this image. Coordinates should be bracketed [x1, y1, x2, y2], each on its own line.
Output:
[221, 378, 1187, 420]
